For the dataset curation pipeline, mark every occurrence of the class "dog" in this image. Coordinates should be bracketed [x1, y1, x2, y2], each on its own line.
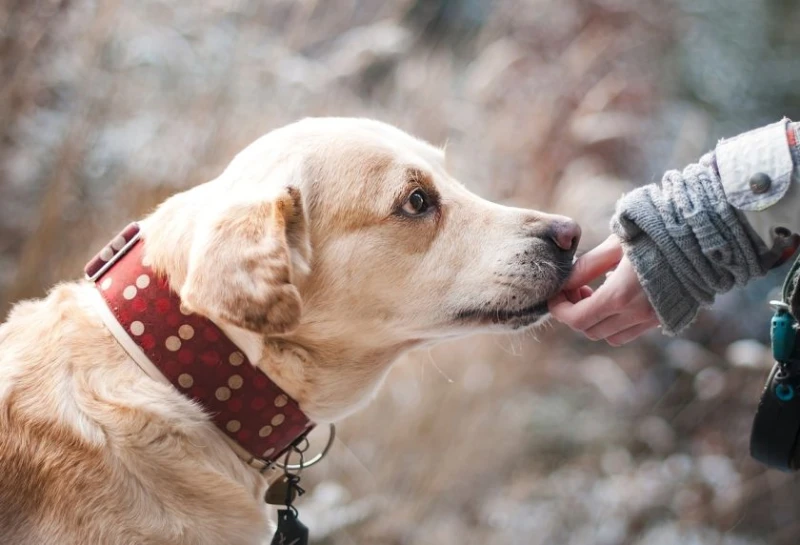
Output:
[0, 118, 580, 544]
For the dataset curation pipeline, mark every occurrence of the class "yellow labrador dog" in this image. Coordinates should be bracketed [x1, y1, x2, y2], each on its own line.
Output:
[0, 118, 579, 544]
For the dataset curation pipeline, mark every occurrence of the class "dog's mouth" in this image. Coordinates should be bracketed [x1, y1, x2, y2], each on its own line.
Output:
[454, 257, 573, 329]
[454, 300, 550, 329]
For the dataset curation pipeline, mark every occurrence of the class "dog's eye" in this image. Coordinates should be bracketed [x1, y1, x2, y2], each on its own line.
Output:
[401, 189, 431, 216]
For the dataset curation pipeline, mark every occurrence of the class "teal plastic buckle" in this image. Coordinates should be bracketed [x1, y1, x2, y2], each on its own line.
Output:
[771, 300, 797, 364]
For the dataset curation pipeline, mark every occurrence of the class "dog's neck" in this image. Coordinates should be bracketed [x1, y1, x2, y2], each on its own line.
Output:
[87, 223, 317, 469]
[257, 332, 418, 422]
[138, 197, 418, 424]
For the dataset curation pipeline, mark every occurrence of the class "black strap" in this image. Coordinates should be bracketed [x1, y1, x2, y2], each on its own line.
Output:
[783, 253, 800, 319]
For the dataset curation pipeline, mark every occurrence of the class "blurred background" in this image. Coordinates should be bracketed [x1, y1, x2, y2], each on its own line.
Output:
[2, 0, 800, 543]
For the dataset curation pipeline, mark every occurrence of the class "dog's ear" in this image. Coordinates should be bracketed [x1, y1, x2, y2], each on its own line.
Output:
[180, 186, 310, 335]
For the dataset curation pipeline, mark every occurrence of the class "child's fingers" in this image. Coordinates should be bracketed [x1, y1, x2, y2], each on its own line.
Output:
[563, 235, 623, 291]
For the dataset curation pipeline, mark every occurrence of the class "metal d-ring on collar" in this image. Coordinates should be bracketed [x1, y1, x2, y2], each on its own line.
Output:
[274, 423, 336, 471]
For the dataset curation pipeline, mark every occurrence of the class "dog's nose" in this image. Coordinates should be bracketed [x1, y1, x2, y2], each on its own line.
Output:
[548, 218, 581, 253]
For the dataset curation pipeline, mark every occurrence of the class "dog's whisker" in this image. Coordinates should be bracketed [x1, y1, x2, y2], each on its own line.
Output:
[492, 334, 518, 357]
[426, 350, 454, 384]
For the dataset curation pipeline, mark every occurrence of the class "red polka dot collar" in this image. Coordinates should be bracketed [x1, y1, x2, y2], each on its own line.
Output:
[85, 223, 314, 471]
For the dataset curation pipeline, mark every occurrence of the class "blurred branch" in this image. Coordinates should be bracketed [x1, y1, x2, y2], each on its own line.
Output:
[0, 0, 68, 137]
[5, 0, 121, 305]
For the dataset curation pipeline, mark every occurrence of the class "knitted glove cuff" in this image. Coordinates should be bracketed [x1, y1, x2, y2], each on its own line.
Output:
[616, 229, 700, 334]
[611, 153, 769, 335]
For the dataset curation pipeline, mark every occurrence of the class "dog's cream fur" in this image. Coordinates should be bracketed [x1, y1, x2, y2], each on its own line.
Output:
[0, 118, 577, 544]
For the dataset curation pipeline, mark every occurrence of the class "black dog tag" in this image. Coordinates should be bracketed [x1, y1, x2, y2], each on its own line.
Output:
[270, 509, 308, 545]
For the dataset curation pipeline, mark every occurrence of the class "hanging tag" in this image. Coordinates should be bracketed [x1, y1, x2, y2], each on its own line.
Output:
[264, 475, 297, 506]
[270, 508, 308, 545]
[265, 473, 305, 506]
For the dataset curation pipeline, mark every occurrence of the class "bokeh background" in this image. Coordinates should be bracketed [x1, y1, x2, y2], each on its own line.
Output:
[3, 1, 800, 543]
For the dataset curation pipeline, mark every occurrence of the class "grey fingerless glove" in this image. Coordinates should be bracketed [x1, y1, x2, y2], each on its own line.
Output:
[610, 152, 769, 335]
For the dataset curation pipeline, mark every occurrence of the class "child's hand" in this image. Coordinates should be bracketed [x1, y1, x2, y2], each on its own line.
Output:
[548, 235, 659, 346]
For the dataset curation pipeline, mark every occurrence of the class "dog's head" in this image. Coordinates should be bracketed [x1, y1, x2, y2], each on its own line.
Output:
[144, 118, 579, 419]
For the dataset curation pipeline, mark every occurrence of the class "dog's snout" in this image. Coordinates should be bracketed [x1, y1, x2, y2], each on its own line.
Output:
[547, 219, 581, 254]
